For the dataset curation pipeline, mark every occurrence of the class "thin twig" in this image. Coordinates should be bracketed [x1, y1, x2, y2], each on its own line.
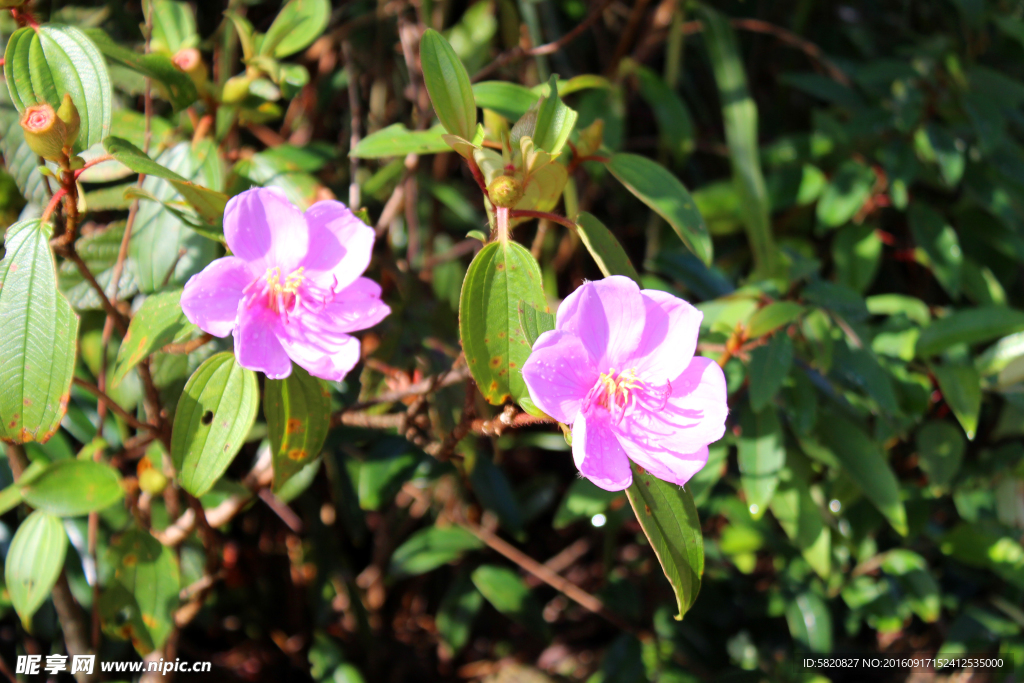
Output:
[72, 378, 157, 433]
[161, 333, 213, 355]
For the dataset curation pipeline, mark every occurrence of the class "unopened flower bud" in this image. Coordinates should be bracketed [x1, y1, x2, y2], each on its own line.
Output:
[138, 467, 168, 495]
[56, 94, 80, 150]
[488, 174, 523, 208]
[173, 48, 208, 88]
[20, 103, 68, 162]
[222, 74, 253, 104]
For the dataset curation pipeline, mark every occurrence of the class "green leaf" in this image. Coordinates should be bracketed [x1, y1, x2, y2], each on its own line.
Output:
[20, 459, 123, 516]
[6, 510, 67, 627]
[932, 363, 982, 440]
[695, 5, 775, 276]
[607, 153, 712, 265]
[916, 306, 1024, 357]
[171, 352, 260, 497]
[470, 565, 549, 637]
[575, 212, 641, 283]
[533, 76, 578, 156]
[748, 334, 793, 411]
[624, 460, 703, 619]
[4, 24, 113, 150]
[350, 123, 449, 158]
[916, 421, 965, 490]
[436, 573, 483, 656]
[0, 220, 80, 444]
[354, 440, 423, 511]
[746, 301, 804, 339]
[262, 0, 330, 58]
[389, 525, 484, 578]
[84, 29, 198, 112]
[420, 29, 477, 140]
[459, 241, 549, 405]
[770, 462, 830, 579]
[103, 529, 180, 654]
[833, 223, 882, 294]
[125, 142, 221, 292]
[738, 405, 786, 517]
[112, 289, 195, 388]
[817, 409, 908, 535]
[553, 478, 621, 529]
[908, 203, 962, 298]
[147, 0, 198, 54]
[517, 300, 554, 347]
[815, 160, 875, 229]
[0, 113, 51, 207]
[632, 63, 694, 157]
[786, 593, 833, 653]
[57, 221, 140, 310]
[265, 364, 331, 493]
[472, 81, 538, 121]
[104, 137, 228, 224]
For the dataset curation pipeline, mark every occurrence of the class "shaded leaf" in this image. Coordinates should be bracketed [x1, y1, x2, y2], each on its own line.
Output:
[389, 525, 483, 578]
[575, 212, 640, 283]
[266, 364, 331, 493]
[6, 510, 67, 626]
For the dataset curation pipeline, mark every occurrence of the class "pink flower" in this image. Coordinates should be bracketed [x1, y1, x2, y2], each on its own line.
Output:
[522, 276, 727, 491]
[181, 187, 390, 381]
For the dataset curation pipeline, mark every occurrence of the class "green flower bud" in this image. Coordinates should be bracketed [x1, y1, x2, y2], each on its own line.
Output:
[222, 74, 253, 104]
[138, 467, 168, 495]
[56, 94, 81, 150]
[173, 48, 208, 88]
[20, 103, 68, 162]
[488, 174, 523, 208]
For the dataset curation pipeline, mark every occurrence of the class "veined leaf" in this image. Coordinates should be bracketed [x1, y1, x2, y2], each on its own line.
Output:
[84, 29, 198, 111]
[625, 461, 703, 619]
[171, 352, 259, 497]
[6, 510, 67, 627]
[147, 0, 198, 54]
[112, 289, 196, 387]
[0, 113, 51, 207]
[0, 220, 79, 444]
[265, 364, 331, 493]
[459, 241, 549, 405]
[420, 29, 477, 140]
[261, 0, 330, 59]
[533, 76, 578, 156]
[575, 212, 640, 283]
[4, 24, 113, 150]
[21, 459, 124, 516]
[607, 153, 712, 266]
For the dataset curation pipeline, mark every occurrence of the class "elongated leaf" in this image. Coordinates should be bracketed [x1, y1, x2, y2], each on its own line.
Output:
[533, 76, 578, 156]
[932, 363, 981, 440]
[746, 301, 804, 339]
[738, 405, 785, 517]
[607, 153, 712, 265]
[84, 29, 198, 111]
[420, 29, 477, 140]
[817, 409, 907, 535]
[633, 63, 694, 157]
[353, 439, 424, 510]
[459, 241, 549, 405]
[0, 220, 79, 444]
[748, 334, 793, 411]
[916, 421, 964, 490]
[171, 352, 259, 497]
[112, 289, 195, 387]
[471, 565, 549, 637]
[21, 459, 123, 516]
[916, 306, 1024, 357]
[695, 5, 775, 276]
[908, 203, 962, 297]
[262, 0, 330, 58]
[265, 365, 331, 493]
[770, 463, 830, 579]
[786, 593, 833, 653]
[0, 113, 51, 207]
[350, 124, 449, 158]
[147, 0, 198, 54]
[472, 81, 538, 120]
[104, 137, 228, 224]
[104, 529, 180, 654]
[816, 160, 874, 229]
[625, 460, 703, 619]
[4, 24, 113, 149]
[389, 525, 483, 578]
[575, 212, 640, 283]
[6, 510, 67, 626]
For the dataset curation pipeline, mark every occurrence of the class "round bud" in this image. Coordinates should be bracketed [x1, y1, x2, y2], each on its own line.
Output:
[487, 175, 523, 208]
[20, 103, 68, 162]
[138, 467, 168, 495]
[173, 48, 208, 87]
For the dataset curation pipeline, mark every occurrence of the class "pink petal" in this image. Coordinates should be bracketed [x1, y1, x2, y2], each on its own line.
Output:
[314, 277, 391, 334]
[622, 356, 728, 453]
[618, 441, 709, 487]
[631, 289, 703, 382]
[234, 304, 292, 379]
[279, 330, 361, 382]
[223, 187, 308, 273]
[556, 276, 645, 371]
[301, 201, 376, 290]
[180, 257, 252, 337]
[572, 411, 633, 491]
[521, 329, 599, 423]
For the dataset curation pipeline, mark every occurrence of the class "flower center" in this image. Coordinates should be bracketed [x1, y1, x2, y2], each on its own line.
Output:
[264, 266, 305, 314]
[584, 368, 670, 423]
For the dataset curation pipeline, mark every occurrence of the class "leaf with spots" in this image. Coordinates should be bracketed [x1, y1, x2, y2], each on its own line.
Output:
[265, 363, 331, 493]
[5, 510, 67, 627]
[0, 219, 80, 444]
[171, 352, 259, 497]
[20, 459, 124, 517]
[111, 289, 196, 388]
[101, 529, 180, 655]
[460, 241, 549, 406]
